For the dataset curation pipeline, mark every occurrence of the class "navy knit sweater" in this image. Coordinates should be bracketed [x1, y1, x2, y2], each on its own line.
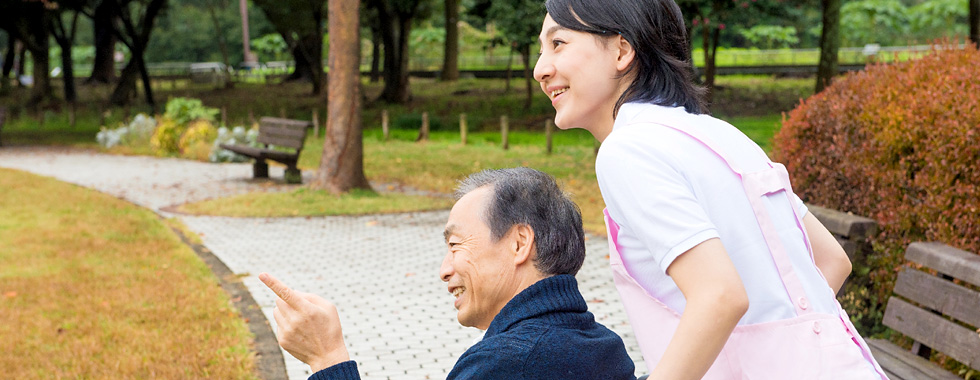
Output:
[310, 274, 636, 380]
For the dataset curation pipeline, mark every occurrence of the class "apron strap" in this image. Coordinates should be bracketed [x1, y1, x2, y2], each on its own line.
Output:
[625, 119, 815, 316]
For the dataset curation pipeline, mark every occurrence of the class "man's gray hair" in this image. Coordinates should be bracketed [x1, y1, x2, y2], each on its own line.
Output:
[455, 167, 586, 276]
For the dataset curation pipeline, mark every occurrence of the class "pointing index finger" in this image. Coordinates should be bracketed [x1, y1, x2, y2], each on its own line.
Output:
[259, 272, 301, 306]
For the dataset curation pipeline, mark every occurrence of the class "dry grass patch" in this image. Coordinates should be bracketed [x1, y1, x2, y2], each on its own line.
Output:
[0, 168, 256, 379]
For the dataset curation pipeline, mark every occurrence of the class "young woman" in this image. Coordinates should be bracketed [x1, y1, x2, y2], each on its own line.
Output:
[532, 1, 888, 379]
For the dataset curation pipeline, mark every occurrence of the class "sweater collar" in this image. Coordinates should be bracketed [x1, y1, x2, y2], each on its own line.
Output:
[484, 274, 587, 337]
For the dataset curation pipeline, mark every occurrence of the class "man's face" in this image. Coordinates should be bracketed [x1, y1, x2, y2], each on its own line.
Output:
[440, 187, 518, 330]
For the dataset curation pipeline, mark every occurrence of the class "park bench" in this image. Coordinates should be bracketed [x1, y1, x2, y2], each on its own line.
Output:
[219, 116, 312, 184]
[867, 242, 980, 379]
[807, 204, 879, 297]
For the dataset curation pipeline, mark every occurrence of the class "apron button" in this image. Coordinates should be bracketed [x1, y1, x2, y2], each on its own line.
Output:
[798, 297, 809, 310]
[813, 321, 822, 334]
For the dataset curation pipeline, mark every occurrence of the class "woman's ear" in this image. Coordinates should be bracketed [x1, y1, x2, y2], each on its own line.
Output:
[615, 36, 635, 72]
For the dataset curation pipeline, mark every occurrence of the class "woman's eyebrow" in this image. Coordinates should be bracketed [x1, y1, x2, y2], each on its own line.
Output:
[539, 25, 568, 45]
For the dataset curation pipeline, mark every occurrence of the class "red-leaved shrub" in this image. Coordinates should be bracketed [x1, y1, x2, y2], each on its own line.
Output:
[772, 42, 980, 330]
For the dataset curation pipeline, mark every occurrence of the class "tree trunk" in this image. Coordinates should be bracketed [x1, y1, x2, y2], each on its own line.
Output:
[207, 6, 234, 88]
[816, 0, 841, 93]
[87, 0, 117, 84]
[314, 0, 371, 193]
[505, 44, 513, 92]
[970, 0, 980, 46]
[29, 47, 52, 104]
[370, 26, 381, 82]
[380, 12, 410, 103]
[286, 33, 325, 94]
[701, 25, 719, 104]
[110, 59, 139, 106]
[14, 43, 26, 87]
[520, 46, 532, 110]
[239, 0, 257, 66]
[440, 0, 459, 81]
[59, 38, 77, 103]
[1, 38, 15, 92]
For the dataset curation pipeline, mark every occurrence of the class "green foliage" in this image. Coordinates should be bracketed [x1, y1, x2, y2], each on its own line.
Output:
[738, 25, 800, 49]
[841, 0, 969, 46]
[251, 33, 289, 62]
[486, 0, 544, 51]
[164, 97, 219, 126]
[151, 117, 186, 154]
[772, 43, 980, 333]
[179, 119, 219, 160]
[392, 113, 448, 131]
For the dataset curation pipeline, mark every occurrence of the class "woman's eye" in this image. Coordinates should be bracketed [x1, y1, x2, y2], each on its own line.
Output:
[552, 39, 565, 48]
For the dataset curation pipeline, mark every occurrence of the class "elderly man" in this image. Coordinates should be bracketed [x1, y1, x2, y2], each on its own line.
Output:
[259, 168, 636, 380]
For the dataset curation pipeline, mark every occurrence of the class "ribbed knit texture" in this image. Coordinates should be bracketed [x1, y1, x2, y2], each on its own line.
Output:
[447, 274, 636, 379]
[308, 360, 359, 380]
[307, 275, 636, 380]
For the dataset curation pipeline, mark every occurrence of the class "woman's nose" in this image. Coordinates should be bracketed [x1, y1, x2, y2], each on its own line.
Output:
[533, 54, 553, 83]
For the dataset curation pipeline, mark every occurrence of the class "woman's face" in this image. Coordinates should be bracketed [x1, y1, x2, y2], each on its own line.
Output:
[533, 14, 631, 140]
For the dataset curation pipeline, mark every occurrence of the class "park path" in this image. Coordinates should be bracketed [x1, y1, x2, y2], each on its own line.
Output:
[0, 146, 647, 380]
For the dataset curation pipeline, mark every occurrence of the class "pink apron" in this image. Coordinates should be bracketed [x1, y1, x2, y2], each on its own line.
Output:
[603, 120, 888, 379]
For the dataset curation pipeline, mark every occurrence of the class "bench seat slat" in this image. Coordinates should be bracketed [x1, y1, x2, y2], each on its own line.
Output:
[260, 126, 307, 139]
[894, 269, 980, 328]
[258, 135, 305, 150]
[906, 242, 980, 287]
[218, 144, 299, 165]
[259, 117, 313, 128]
[882, 297, 980, 369]
[867, 339, 963, 380]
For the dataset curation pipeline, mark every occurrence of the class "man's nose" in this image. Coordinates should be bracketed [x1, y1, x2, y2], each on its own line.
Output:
[439, 252, 453, 282]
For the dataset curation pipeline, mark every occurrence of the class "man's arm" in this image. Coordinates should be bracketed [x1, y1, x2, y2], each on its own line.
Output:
[259, 273, 358, 379]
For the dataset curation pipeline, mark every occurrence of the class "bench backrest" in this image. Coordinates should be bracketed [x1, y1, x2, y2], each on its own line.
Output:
[257, 117, 312, 152]
[884, 242, 980, 370]
[807, 204, 878, 260]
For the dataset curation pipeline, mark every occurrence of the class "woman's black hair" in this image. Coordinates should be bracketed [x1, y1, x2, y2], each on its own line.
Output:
[545, 0, 707, 115]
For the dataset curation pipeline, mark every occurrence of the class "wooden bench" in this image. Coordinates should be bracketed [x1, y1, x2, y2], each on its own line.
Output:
[219, 117, 312, 184]
[807, 204, 879, 297]
[867, 242, 980, 379]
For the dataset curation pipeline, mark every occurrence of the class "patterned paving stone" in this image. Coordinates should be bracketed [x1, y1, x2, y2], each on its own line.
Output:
[0, 147, 647, 379]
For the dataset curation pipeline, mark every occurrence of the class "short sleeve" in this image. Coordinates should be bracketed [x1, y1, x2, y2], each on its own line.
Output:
[596, 125, 720, 273]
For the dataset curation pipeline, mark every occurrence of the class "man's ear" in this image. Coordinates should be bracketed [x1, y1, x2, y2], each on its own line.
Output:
[510, 224, 536, 266]
[615, 35, 635, 72]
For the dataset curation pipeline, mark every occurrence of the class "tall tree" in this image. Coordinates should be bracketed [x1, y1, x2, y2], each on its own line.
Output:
[313, 0, 371, 193]
[107, 0, 168, 111]
[50, 0, 86, 103]
[487, 0, 543, 110]
[252, 0, 327, 94]
[971, 0, 979, 45]
[86, 0, 116, 84]
[1, 34, 18, 93]
[370, 0, 430, 103]
[440, 0, 459, 81]
[815, 0, 840, 93]
[0, 0, 54, 104]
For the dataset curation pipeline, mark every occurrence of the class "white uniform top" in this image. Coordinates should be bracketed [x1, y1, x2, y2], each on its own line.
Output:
[595, 102, 839, 324]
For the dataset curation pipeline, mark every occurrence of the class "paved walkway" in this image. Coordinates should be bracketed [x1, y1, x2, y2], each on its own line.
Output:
[0, 147, 647, 379]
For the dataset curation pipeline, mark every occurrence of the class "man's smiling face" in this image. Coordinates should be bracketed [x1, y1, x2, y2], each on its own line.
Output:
[440, 186, 519, 330]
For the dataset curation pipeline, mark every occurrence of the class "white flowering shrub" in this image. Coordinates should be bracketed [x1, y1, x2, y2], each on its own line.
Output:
[209, 126, 260, 163]
[96, 113, 156, 149]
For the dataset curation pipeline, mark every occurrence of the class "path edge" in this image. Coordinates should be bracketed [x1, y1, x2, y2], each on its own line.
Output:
[165, 220, 288, 380]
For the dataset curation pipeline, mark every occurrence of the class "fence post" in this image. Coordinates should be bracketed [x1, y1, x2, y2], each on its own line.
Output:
[248, 108, 255, 125]
[460, 113, 468, 145]
[382, 109, 390, 142]
[416, 112, 430, 142]
[312, 108, 319, 138]
[501, 115, 509, 150]
[279, 107, 286, 118]
[545, 119, 553, 155]
[221, 107, 227, 127]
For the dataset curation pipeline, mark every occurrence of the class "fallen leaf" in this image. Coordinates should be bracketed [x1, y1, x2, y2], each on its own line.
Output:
[3, 291, 16, 298]
[366, 221, 378, 227]
[405, 272, 416, 277]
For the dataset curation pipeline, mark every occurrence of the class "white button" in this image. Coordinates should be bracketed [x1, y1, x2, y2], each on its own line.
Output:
[813, 321, 822, 334]
[798, 297, 809, 310]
